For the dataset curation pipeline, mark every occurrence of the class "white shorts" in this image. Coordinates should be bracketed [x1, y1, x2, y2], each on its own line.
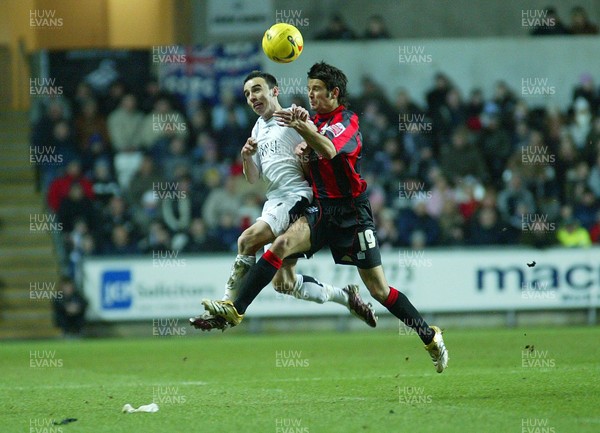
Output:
[257, 195, 309, 237]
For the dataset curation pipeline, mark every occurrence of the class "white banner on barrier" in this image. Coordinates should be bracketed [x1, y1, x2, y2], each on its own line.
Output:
[82, 248, 600, 321]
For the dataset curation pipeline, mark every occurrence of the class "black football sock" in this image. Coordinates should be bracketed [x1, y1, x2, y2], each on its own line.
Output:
[383, 287, 434, 345]
[233, 250, 282, 314]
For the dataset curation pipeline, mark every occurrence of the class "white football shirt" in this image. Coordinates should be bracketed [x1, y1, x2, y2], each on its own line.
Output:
[250, 109, 312, 201]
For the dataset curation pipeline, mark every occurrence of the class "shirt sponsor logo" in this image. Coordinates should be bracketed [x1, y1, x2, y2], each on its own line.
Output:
[325, 122, 346, 137]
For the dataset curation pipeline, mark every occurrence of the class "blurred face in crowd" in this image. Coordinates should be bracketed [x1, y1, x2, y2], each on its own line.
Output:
[69, 183, 84, 200]
[154, 98, 171, 114]
[479, 208, 497, 228]
[121, 94, 137, 112]
[53, 121, 70, 140]
[66, 160, 82, 177]
[112, 225, 129, 247]
[243, 77, 280, 119]
[82, 99, 98, 117]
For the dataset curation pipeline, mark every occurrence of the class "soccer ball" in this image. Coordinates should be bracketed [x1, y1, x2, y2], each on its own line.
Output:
[262, 23, 303, 63]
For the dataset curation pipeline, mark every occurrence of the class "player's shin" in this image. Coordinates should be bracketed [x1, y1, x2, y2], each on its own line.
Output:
[383, 287, 434, 344]
[223, 254, 256, 301]
[234, 250, 283, 313]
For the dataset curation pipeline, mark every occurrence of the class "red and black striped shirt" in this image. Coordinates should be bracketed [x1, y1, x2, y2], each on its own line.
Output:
[308, 105, 367, 199]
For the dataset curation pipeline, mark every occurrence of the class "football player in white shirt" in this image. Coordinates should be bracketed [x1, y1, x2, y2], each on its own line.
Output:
[190, 71, 376, 331]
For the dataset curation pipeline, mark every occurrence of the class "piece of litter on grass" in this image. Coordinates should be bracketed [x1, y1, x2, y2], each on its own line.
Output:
[53, 418, 77, 425]
[122, 403, 159, 413]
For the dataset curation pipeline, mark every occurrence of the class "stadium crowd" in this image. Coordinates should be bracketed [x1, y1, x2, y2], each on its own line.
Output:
[30, 65, 600, 278]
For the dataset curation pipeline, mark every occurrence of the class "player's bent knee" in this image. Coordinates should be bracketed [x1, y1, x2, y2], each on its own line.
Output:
[238, 230, 263, 254]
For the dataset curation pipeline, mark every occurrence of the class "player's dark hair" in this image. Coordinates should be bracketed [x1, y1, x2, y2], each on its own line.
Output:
[244, 70, 278, 89]
[307, 62, 348, 106]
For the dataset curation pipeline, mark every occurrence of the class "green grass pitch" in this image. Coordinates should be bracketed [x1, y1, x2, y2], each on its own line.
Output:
[2, 326, 599, 433]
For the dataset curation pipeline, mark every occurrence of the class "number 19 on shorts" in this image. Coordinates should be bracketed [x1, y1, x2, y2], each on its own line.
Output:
[358, 229, 376, 251]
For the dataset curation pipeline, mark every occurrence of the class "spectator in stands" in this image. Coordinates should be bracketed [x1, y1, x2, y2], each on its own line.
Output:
[573, 73, 599, 115]
[80, 134, 112, 176]
[583, 117, 600, 165]
[436, 87, 467, 140]
[107, 93, 144, 152]
[47, 159, 95, 213]
[352, 76, 391, 117]
[48, 119, 78, 162]
[201, 175, 241, 230]
[569, 97, 593, 149]
[497, 173, 536, 233]
[210, 213, 241, 252]
[57, 182, 97, 233]
[465, 88, 485, 130]
[52, 277, 88, 337]
[588, 210, 600, 243]
[139, 95, 188, 150]
[32, 100, 69, 147]
[426, 73, 452, 121]
[397, 200, 440, 246]
[362, 14, 391, 39]
[377, 209, 399, 249]
[492, 81, 517, 126]
[479, 104, 512, 186]
[588, 154, 600, 198]
[103, 224, 140, 255]
[555, 134, 580, 200]
[569, 6, 599, 34]
[36, 120, 79, 191]
[401, 115, 435, 176]
[102, 80, 126, 115]
[467, 207, 507, 245]
[530, 7, 570, 36]
[440, 126, 488, 184]
[573, 188, 599, 229]
[454, 176, 484, 221]
[161, 136, 191, 180]
[437, 200, 465, 246]
[72, 82, 95, 116]
[512, 120, 531, 151]
[181, 218, 220, 252]
[100, 195, 136, 241]
[394, 88, 423, 122]
[133, 190, 162, 234]
[74, 98, 109, 154]
[67, 222, 98, 280]
[316, 14, 356, 40]
[566, 161, 592, 207]
[126, 154, 163, 208]
[139, 220, 172, 253]
[216, 110, 249, 162]
[425, 174, 454, 219]
[211, 89, 248, 131]
[140, 79, 160, 113]
[162, 175, 193, 235]
[557, 216, 592, 247]
[190, 105, 213, 141]
[90, 159, 120, 205]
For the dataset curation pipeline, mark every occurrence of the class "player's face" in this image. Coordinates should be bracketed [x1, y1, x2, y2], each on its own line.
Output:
[243, 78, 279, 119]
[307, 79, 338, 114]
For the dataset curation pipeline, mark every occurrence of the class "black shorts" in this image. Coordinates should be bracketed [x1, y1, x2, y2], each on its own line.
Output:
[303, 192, 382, 269]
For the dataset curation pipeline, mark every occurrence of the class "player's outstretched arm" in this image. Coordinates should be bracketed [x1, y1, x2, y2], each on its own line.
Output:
[274, 108, 337, 160]
[241, 137, 260, 184]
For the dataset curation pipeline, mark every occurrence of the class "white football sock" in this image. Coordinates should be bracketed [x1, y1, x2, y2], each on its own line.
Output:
[222, 254, 255, 301]
[292, 274, 349, 306]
